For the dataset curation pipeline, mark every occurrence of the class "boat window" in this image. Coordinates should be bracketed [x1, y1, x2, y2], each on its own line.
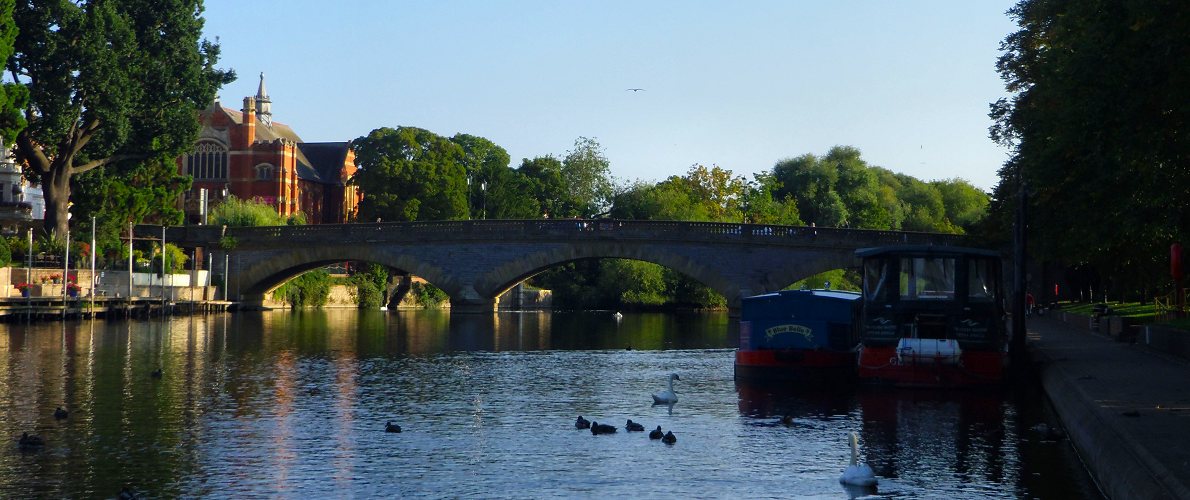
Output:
[899, 257, 955, 300]
[864, 258, 892, 301]
[968, 257, 996, 301]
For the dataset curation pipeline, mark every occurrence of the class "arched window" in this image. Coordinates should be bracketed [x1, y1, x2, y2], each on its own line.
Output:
[255, 163, 275, 180]
[184, 141, 228, 180]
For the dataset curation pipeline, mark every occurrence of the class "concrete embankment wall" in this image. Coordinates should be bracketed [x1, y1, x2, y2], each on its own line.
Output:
[1034, 314, 1190, 500]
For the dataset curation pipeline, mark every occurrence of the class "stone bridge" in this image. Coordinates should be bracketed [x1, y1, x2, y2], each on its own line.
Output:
[153, 220, 965, 313]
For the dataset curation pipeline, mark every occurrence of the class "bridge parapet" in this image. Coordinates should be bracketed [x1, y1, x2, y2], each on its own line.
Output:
[151, 220, 965, 249]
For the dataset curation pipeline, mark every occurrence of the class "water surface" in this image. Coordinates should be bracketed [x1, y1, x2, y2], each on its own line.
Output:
[0, 310, 1098, 498]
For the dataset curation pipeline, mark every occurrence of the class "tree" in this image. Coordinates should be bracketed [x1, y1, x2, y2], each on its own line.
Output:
[561, 137, 614, 217]
[518, 156, 569, 218]
[990, 0, 1190, 295]
[351, 127, 468, 221]
[0, 0, 27, 145]
[451, 133, 511, 219]
[8, 0, 232, 238]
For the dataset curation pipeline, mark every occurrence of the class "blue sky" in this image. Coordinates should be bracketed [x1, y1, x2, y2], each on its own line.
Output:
[202, 1, 1017, 191]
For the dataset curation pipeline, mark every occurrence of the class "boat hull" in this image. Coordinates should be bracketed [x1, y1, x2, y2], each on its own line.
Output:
[734, 349, 856, 383]
[856, 345, 1006, 388]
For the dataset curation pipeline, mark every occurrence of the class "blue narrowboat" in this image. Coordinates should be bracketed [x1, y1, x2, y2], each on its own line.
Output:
[735, 289, 861, 382]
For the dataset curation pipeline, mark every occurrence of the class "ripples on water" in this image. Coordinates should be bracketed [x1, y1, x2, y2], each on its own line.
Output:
[0, 310, 1097, 498]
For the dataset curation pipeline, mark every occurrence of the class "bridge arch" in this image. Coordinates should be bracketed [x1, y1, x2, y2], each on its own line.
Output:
[161, 220, 965, 312]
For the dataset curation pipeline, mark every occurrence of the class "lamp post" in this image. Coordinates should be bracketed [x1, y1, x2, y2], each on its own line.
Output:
[481, 181, 487, 220]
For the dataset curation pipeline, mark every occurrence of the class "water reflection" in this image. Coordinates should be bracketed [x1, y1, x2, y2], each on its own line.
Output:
[0, 310, 1095, 498]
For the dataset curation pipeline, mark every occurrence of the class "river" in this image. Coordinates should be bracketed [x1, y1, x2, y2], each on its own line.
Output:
[0, 310, 1099, 498]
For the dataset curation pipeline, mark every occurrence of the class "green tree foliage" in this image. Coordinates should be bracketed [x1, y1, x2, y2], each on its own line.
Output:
[771, 146, 985, 233]
[0, 232, 11, 267]
[561, 137, 614, 217]
[411, 281, 447, 308]
[452, 133, 512, 219]
[518, 156, 569, 218]
[0, 0, 27, 145]
[351, 127, 468, 222]
[150, 243, 188, 275]
[990, 0, 1190, 294]
[8, 0, 233, 238]
[348, 263, 389, 309]
[209, 196, 290, 227]
[272, 269, 331, 308]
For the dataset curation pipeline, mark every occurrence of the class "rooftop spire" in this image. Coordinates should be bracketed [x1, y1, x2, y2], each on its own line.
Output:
[256, 72, 272, 126]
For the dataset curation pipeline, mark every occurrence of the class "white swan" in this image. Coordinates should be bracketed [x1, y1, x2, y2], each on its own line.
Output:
[613, 311, 623, 321]
[839, 431, 877, 487]
[652, 373, 680, 405]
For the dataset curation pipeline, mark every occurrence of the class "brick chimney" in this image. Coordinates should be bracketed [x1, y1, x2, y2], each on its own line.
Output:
[242, 96, 256, 145]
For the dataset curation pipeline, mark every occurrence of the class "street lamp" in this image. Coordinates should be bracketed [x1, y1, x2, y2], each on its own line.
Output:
[481, 181, 487, 220]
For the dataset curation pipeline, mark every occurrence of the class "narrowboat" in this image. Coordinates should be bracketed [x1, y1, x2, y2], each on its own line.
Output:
[855, 246, 1008, 387]
[735, 289, 861, 383]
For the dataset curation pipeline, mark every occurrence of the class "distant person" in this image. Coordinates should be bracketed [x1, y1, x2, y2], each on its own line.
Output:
[1025, 292, 1035, 316]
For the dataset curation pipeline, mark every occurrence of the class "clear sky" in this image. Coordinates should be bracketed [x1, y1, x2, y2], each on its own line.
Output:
[202, 1, 1017, 191]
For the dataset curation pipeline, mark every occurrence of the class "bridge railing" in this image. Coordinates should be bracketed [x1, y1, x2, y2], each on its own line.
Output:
[149, 220, 965, 248]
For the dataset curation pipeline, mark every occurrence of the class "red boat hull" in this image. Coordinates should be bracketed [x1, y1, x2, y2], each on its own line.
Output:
[856, 346, 1006, 388]
[734, 349, 856, 383]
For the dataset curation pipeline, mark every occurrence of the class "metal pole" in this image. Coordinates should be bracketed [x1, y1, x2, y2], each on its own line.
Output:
[223, 253, 229, 301]
[162, 225, 167, 315]
[1010, 180, 1028, 362]
[91, 216, 96, 317]
[26, 228, 32, 321]
[63, 229, 70, 319]
[128, 222, 133, 303]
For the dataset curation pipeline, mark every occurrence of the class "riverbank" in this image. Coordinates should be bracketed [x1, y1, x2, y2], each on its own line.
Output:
[1029, 316, 1190, 499]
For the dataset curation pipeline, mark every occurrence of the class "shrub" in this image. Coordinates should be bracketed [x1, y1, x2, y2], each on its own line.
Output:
[272, 269, 331, 308]
[412, 282, 447, 308]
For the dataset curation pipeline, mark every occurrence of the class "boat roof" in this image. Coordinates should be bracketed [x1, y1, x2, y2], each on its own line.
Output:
[855, 245, 1001, 259]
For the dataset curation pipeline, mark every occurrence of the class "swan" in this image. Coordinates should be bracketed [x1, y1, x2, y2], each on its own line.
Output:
[625, 419, 645, 432]
[651, 373, 680, 405]
[661, 431, 676, 444]
[613, 311, 623, 321]
[385, 421, 402, 433]
[649, 426, 663, 440]
[575, 416, 591, 429]
[839, 431, 877, 487]
[590, 421, 617, 435]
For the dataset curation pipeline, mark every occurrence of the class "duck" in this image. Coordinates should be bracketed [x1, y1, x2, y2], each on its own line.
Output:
[150, 368, 163, 379]
[661, 431, 677, 444]
[780, 415, 794, 426]
[651, 373, 680, 405]
[575, 416, 591, 429]
[839, 431, 877, 487]
[54, 407, 68, 419]
[590, 421, 617, 435]
[385, 421, 402, 433]
[625, 419, 645, 432]
[18, 432, 45, 450]
[649, 426, 663, 440]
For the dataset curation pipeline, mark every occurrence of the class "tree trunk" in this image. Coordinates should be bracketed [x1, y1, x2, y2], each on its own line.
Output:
[41, 160, 73, 240]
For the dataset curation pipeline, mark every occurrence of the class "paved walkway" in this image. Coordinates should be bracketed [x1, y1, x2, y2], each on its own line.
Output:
[1029, 315, 1190, 500]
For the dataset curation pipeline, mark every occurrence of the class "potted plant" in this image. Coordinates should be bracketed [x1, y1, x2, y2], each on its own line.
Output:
[67, 282, 81, 297]
[50, 272, 62, 284]
[15, 282, 30, 297]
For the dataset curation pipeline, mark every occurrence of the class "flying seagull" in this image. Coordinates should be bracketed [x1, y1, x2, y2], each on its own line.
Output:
[626, 88, 645, 92]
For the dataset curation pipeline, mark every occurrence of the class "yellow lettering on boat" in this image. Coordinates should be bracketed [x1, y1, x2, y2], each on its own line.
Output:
[765, 324, 813, 343]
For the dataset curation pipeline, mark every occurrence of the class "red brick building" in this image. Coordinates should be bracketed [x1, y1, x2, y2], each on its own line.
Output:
[179, 73, 361, 224]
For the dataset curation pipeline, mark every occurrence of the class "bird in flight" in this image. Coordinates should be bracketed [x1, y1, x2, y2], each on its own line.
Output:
[626, 88, 645, 92]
